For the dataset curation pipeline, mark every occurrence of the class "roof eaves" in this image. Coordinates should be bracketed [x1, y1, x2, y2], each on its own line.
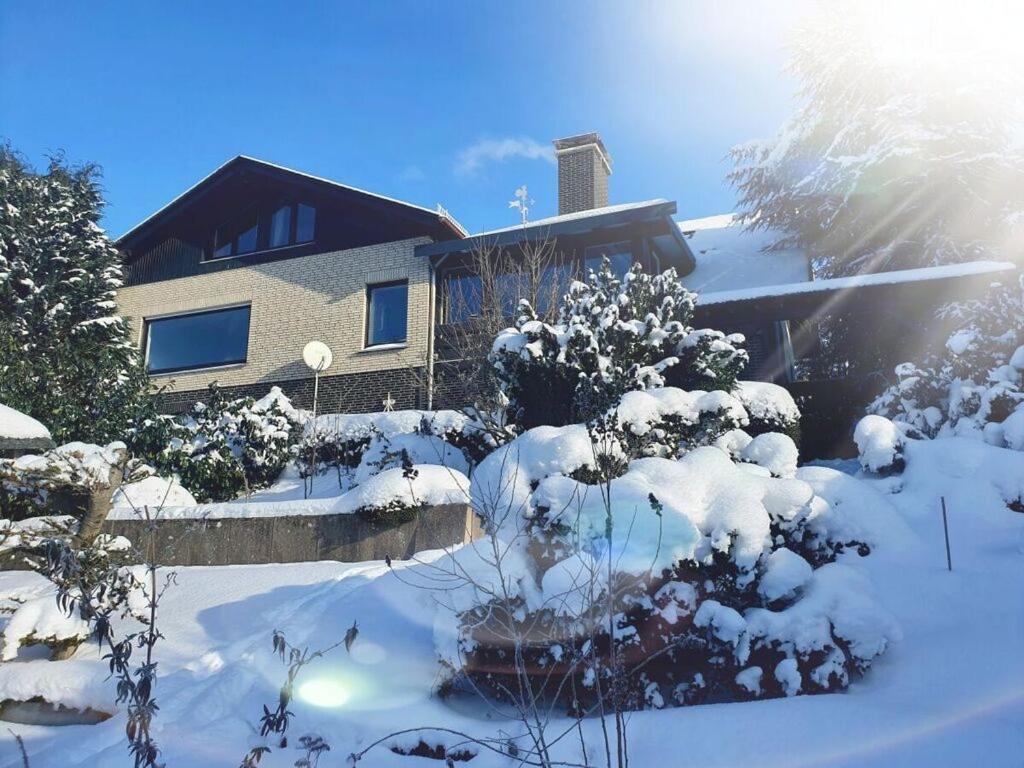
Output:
[116, 155, 467, 246]
[415, 200, 677, 261]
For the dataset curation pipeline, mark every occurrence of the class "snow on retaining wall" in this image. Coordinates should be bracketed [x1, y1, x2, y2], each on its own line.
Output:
[103, 503, 481, 566]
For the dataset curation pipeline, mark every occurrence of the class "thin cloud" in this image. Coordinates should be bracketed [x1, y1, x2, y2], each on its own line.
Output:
[454, 137, 555, 176]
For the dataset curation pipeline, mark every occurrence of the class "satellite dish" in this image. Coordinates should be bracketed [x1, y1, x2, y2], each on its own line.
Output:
[302, 341, 333, 372]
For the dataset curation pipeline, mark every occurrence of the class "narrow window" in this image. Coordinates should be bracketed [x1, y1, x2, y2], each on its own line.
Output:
[211, 208, 260, 260]
[584, 241, 634, 280]
[144, 305, 251, 374]
[269, 205, 292, 248]
[296, 203, 316, 243]
[366, 281, 408, 346]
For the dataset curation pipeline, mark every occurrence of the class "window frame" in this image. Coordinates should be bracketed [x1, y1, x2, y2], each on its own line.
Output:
[364, 280, 409, 348]
[205, 201, 317, 262]
[143, 303, 252, 375]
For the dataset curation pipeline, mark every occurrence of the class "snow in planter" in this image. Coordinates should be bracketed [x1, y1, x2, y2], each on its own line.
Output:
[458, 383, 891, 712]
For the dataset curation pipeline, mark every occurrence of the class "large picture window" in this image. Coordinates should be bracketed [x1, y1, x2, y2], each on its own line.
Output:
[145, 305, 251, 374]
[366, 281, 408, 347]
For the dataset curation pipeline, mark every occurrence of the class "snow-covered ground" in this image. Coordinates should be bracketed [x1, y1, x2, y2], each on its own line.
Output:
[1, 437, 1021, 767]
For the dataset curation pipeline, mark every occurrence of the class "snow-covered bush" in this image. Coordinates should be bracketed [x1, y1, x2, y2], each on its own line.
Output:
[296, 408, 488, 486]
[854, 415, 906, 474]
[129, 385, 302, 503]
[735, 381, 802, 443]
[490, 259, 748, 428]
[0, 441, 135, 544]
[449, 385, 886, 713]
[868, 280, 1024, 449]
[338, 461, 469, 527]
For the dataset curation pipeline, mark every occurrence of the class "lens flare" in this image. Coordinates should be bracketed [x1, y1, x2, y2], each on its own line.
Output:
[297, 678, 349, 708]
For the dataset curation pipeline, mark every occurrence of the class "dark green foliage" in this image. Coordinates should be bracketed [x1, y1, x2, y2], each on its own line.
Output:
[490, 260, 748, 428]
[0, 146, 149, 443]
[128, 385, 301, 503]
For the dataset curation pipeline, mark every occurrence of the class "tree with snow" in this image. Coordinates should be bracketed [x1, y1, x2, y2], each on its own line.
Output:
[869, 277, 1024, 449]
[728, 3, 1024, 280]
[490, 258, 748, 428]
[0, 146, 149, 444]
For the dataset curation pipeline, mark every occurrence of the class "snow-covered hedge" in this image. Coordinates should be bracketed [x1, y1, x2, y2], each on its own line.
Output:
[295, 408, 490, 488]
[129, 386, 302, 503]
[490, 260, 748, 428]
[869, 279, 1024, 450]
[451, 385, 888, 712]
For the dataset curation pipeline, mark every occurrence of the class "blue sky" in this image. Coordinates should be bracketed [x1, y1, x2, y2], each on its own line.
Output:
[1, 1, 811, 238]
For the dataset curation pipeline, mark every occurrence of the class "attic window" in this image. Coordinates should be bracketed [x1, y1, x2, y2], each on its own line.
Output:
[212, 208, 259, 259]
[208, 201, 316, 260]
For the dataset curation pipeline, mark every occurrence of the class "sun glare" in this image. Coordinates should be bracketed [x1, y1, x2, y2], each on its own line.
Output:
[854, 0, 1024, 75]
[298, 678, 350, 708]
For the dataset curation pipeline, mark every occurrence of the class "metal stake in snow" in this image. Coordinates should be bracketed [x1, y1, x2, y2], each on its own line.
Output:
[940, 496, 952, 572]
[302, 341, 333, 499]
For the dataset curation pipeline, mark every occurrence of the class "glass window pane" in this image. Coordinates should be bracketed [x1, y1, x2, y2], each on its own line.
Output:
[296, 203, 316, 243]
[585, 241, 634, 280]
[367, 282, 407, 346]
[213, 241, 233, 259]
[236, 220, 259, 254]
[497, 272, 531, 318]
[445, 273, 482, 324]
[269, 205, 292, 248]
[146, 306, 250, 373]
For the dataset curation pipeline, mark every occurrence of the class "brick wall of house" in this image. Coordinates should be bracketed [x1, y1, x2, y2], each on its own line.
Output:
[116, 237, 435, 405]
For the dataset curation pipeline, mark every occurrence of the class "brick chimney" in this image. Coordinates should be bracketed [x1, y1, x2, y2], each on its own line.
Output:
[554, 132, 612, 215]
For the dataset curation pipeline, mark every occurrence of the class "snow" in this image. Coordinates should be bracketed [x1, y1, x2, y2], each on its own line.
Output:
[111, 475, 197, 510]
[758, 547, 813, 602]
[855, 414, 905, 472]
[698, 260, 1016, 306]
[734, 380, 801, 424]
[11, 441, 125, 486]
[741, 432, 799, 477]
[0, 403, 50, 441]
[1, 593, 90, 662]
[481, 199, 667, 236]
[108, 464, 470, 520]
[678, 213, 810, 294]
[2, 435, 1022, 766]
[333, 465, 469, 515]
[309, 408, 473, 442]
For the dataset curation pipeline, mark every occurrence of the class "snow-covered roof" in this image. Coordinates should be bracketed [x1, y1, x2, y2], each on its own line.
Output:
[0, 403, 52, 450]
[678, 214, 810, 295]
[698, 260, 1017, 306]
[481, 200, 668, 237]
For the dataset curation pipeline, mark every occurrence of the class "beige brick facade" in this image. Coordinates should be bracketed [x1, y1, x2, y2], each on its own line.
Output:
[116, 237, 433, 394]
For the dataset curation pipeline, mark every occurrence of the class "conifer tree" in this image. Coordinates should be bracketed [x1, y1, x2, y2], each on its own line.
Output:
[728, 4, 1024, 279]
[0, 146, 148, 443]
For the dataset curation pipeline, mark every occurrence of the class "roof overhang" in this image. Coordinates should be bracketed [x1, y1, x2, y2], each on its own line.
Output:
[694, 261, 1018, 325]
[116, 155, 466, 253]
[415, 199, 696, 273]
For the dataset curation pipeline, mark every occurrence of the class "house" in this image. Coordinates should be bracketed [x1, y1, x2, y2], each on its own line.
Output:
[113, 134, 811, 414]
[116, 131, 1012, 431]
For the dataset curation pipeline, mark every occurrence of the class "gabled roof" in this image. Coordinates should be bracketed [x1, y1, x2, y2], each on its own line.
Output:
[415, 199, 696, 272]
[116, 155, 466, 249]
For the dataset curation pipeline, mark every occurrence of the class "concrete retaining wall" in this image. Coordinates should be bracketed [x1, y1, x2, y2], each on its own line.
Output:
[103, 504, 482, 566]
